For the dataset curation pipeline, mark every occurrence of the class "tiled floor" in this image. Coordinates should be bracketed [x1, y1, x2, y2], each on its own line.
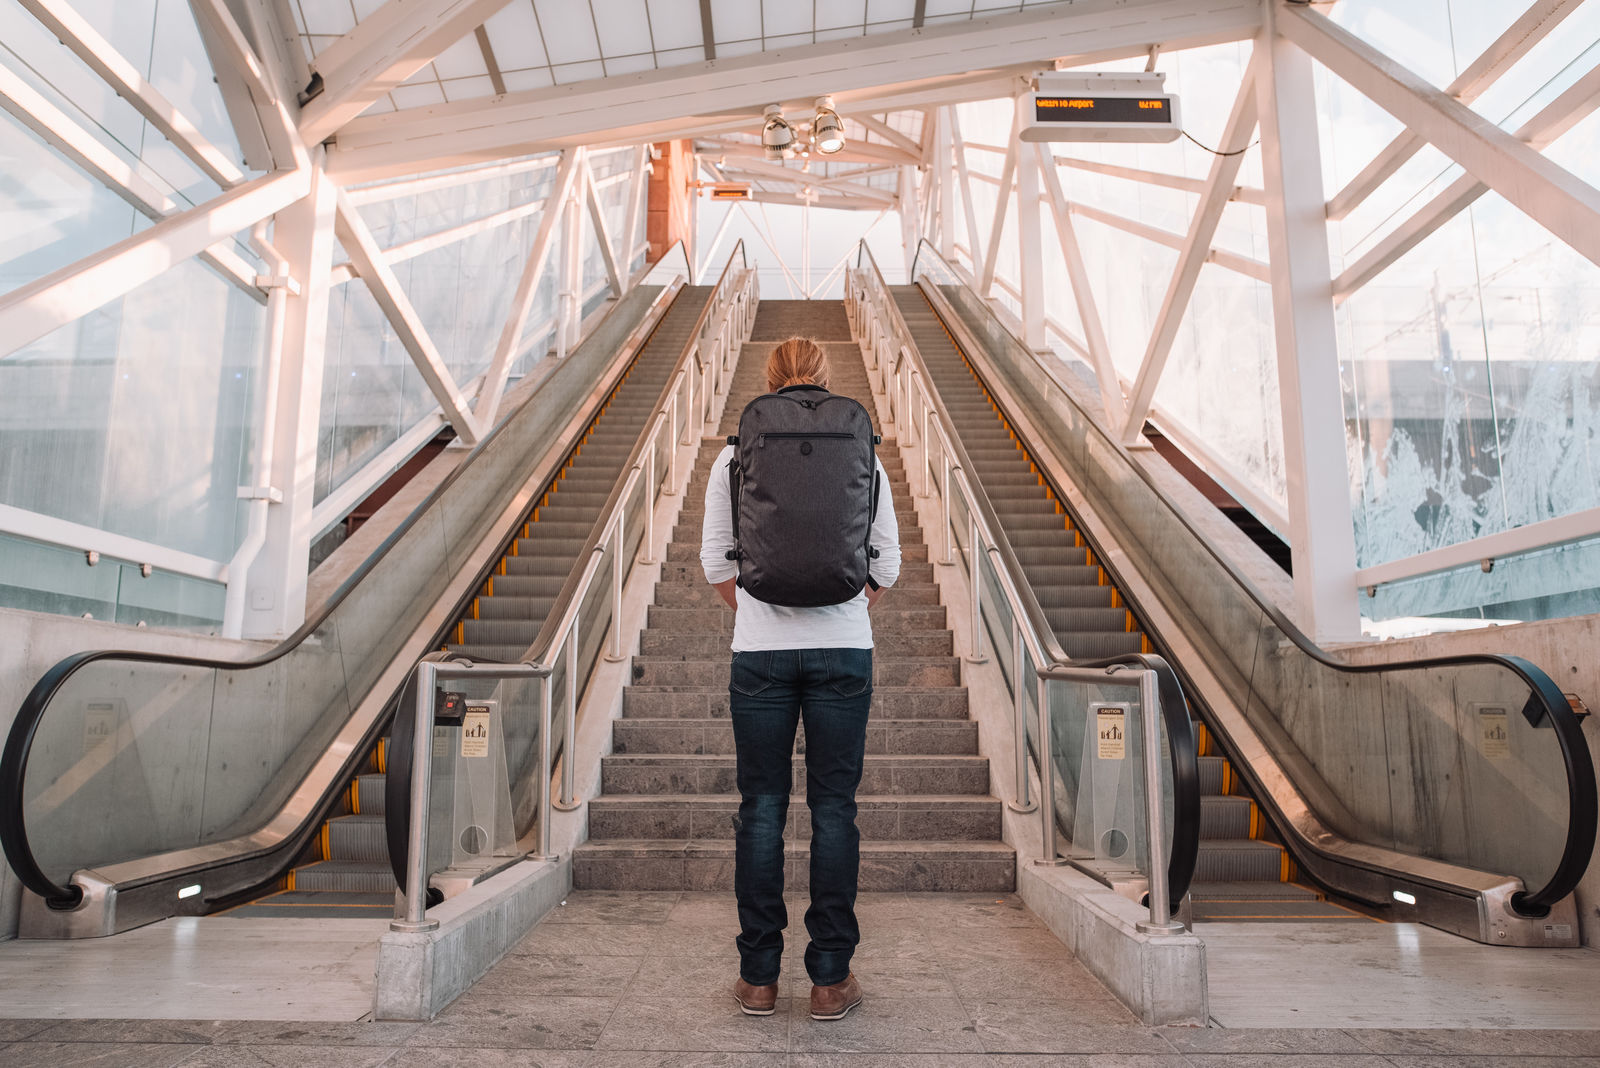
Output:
[3, 891, 1600, 1065]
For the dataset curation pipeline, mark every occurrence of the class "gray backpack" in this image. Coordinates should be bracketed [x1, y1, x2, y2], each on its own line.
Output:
[725, 384, 881, 607]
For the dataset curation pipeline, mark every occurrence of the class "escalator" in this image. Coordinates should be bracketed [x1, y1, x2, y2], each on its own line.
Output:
[0, 246, 751, 935]
[858, 242, 1595, 944]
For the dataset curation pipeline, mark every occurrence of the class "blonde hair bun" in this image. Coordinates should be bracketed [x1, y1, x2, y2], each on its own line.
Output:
[766, 337, 830, 393]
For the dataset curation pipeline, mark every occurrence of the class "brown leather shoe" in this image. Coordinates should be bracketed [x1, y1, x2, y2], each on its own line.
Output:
[733, 977, 778, 1016]
[809, 973, 862, 1020]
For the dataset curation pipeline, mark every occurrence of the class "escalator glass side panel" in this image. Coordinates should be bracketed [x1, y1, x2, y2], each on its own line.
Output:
[1, 283, 676, 909]
[907, 247, 1594, 921]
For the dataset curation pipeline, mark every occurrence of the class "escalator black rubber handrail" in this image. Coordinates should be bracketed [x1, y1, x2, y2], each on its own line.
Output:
[901, 238, 1596, 916]
[0, 241, 697, 909]
[854, 243, 1199, 910]
[380, 242, 750, 898]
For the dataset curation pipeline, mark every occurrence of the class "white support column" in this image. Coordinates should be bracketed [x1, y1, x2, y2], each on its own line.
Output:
[899, 166, 920, 278]
[238, 156, 337, 638]
[1256, 14, 1361, 643]
[937, 107, 956, 260]
[1014, 96, 1045, 349]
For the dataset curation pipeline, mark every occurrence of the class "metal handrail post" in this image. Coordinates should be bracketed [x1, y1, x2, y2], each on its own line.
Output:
[606, 517, 626, 662]
[1007, 619, 1037, 814]
[966, 515, 986, 663]
[666, 394, 680, 494]
[639, 444, 657, 565]
[918, 397, 930, 497]
[1035, 672, 1064, 865]
[554, 620, 582, 810]
[392, 660, 441, 932]
[531, 672, 557, 859]
[940, 456, 954, 565]
[1137, 668, 1186, 933]
[683, 360, 696, 445]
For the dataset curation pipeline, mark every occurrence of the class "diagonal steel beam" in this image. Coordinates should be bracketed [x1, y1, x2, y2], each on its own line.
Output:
[1036, 144, 1125, 429]
[1121, 50, 1260, 443]
[978, 102, 1021, 296]
[585, 159, 625, 297]
[477, 149, 582, 423]
[299, 0, 515, 145]
[947, 109, 986, 282]
[1325, 0, 1584, 221]
[854, 113, 921, 156]
[334, 188, 481, 445]
[1280, 3, 1600, 272]
[699, 0, 716, 61]
[1333, 59, 1600, 301]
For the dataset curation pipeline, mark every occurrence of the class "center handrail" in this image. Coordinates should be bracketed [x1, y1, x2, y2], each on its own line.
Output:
[0, 239, 703, 914]
[382, 242, 757, 911]
[900, 237, 1594, 920]
[849, 241, 1199, 922]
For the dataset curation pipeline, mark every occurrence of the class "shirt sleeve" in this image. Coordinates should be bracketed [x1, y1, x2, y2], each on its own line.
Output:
[700, 444, 738, 584]
[867, 456, 901, 589]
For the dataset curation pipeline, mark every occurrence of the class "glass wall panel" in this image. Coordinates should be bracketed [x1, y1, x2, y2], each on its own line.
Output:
[0, 255, 265, 566]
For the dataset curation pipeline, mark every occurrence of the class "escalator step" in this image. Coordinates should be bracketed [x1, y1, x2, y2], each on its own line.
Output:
[1193, 839, 1287, 883]
[356, 774, 385, 816]
[1199, 795, 1254, 839]
[292, 860, 394, 894]
[1059, 632, 1144, 659]
[326, 814, 387, 863]
[1034, 586, 1116, 610]
[475, 595, 557, 620]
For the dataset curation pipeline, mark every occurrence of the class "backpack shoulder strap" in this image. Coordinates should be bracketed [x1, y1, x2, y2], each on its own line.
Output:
[725, 444, 741, 564]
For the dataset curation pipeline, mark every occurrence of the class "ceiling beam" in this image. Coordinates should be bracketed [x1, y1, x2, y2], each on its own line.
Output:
[299, 0, 515, 145]
[325, 0, 1259, 179]
[475, 25, 507, 96]
[912, 0, 927, 30]
[852, 112, 922, 156]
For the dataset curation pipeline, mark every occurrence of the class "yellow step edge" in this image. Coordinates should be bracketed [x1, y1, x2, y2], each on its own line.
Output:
[1110, 588, 1122, 608]
[1124, 610, 1136, 633]
[285, 869, 295, 891]
[1248, 800, 1260, 839]
[1140, 634, 1152, 654]
[1221, 760, 1233, 796]
[1196, 723, 1210, 755]
[319, 823, 331, 862]
[349, 781, 361, 815]
[377, 740, 387, 775]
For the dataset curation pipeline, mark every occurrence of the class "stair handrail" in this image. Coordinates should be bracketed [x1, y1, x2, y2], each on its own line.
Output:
[903, 237, 1594, 921]
[848, 243, 1199, 925]
[0, 241, 699, 916]
[382, 243, 758, 914]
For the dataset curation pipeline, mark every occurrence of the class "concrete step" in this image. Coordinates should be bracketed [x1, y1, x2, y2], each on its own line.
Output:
[639, 628, 953, 658]
[611, 716, 978, 756]
[645, 603, 947, 633]
[572, 839, 1015, 892]
[629, 655, 960, 689]
[600, 753, 991, 795]
[622, 685, 971, 720]
[588, 794, 1000, 841]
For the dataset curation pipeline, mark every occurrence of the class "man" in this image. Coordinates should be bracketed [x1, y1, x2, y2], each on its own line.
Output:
[701, 336, 901, 1021]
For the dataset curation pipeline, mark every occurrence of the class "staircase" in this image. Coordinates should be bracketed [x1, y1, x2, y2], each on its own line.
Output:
[572, 299, 1015, 892]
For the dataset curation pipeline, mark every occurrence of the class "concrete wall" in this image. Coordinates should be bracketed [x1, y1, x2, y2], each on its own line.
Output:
[0, 609, 267, 940]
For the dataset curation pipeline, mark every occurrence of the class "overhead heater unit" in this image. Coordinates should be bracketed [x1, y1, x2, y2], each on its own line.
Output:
[708, 182, 752, 200]
[1022, 71, 1180, 143]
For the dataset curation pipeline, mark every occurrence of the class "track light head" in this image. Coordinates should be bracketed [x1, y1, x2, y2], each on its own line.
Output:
[813, 96, 845, 154]
[761, 104, 794, 162]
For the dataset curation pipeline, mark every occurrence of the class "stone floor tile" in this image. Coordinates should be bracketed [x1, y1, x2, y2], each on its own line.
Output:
[627, 954, 801, 999]
[982, 1056, 1191, 1067]
[964, 1003, 1159, 1054]
[789, 1055, 993, 1067]
[1544, 1031, 1600, 1056]
[1382, 1058, 1600, 1068]
[584, 1054, 788, 1067]
[1157, 1027, 1372, 1054]
[0, 1042, 199, 1067]
[1182, 1058, 1395, 1068]
[471, 952, 644, 997]
[512, 922, 662, 957]
[206, 1021, 421, 1046]
[0, 1020, 55, 1041]
[409, 996, 617, 1049]
[172, 1045, 399, 1067]
[847, 957, 960, 999]
[949, 959, 1122, 1007]
[787, 997, 985, 1055]
[1344, 1027, 1573, 1056]
[28, 1020, 218, 1044]
[593, 997, 790, 1052]
[926, 925, 1074, 962]
[542, 892, 683, 926]
[382, 1049, 588, 1067]
[899, 895, 1045, 928]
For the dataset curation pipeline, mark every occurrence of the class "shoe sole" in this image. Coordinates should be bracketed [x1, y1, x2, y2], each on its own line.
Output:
[735, 998, 776, 1017]
[810, 997, 862, 1021]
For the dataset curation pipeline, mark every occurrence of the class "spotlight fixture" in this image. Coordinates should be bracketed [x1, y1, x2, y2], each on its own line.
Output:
[761, 104, 794, 161]
[813, 95, 845, 154]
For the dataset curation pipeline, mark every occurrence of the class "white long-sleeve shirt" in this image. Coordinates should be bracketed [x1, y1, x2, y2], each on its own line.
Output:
[700, 443, 900, 651]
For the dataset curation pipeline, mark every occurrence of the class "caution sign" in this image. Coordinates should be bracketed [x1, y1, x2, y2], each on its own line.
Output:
[461, 707, 491, 758]
[1096, 706, 1127, 760]
[84, 702, 117, 751]
[1479, 707, 1510, 758]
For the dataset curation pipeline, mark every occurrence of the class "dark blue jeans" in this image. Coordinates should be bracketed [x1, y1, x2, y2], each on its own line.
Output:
[729, 647, 872, 987]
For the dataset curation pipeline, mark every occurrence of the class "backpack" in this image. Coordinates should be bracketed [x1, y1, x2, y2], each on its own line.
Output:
[725, 384, 881, 607]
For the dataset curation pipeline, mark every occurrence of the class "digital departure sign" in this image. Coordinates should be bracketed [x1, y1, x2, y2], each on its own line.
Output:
[1034, 96, 1172, 123]
[1021, 72, 1181, 143]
